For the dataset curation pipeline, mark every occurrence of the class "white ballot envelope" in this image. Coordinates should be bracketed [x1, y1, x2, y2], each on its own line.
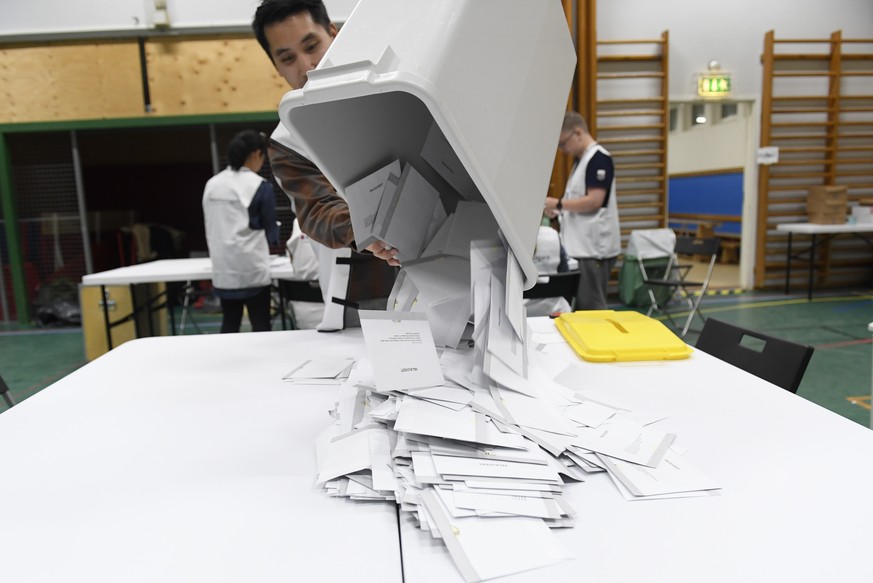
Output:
[345, 159, 402, 250]
[359, 310, 444, 392]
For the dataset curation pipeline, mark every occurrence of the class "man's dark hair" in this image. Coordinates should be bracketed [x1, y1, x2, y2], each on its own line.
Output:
[227, 130, 266, 171]
[252, 0, 332, 60]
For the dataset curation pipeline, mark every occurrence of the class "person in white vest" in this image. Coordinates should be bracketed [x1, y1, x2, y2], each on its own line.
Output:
[203, 130, 279, 333]
[544, 111, 620, 310]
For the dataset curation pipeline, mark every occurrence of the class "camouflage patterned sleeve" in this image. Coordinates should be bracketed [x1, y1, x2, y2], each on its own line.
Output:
[268, 138, 356, 250]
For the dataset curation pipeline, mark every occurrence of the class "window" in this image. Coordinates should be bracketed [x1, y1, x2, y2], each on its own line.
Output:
[721, 102, 738, 120]
[691, 103, 707, 126]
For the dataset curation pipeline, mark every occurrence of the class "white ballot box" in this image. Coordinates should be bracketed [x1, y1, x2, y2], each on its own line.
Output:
[277, 0, 576, 288]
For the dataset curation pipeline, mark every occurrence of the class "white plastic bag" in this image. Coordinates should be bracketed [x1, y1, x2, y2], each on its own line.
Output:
[285, 219, 320, 281]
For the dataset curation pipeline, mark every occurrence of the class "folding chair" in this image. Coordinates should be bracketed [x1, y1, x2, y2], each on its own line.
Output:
[696, 318, 814, 393]
[178, 281, 207, 334]
[621, 229, 677, 308]
[640, 235, 720, 338]
[1, 373, 16, 410]
[523, 271, 581, 309]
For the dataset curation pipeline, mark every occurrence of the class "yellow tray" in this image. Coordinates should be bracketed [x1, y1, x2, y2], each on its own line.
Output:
[555, 310, 692, 362]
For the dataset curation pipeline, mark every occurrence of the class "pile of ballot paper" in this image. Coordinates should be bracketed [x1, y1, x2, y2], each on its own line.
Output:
[314, 121, 721, 580]
[311, 236, 721, 582]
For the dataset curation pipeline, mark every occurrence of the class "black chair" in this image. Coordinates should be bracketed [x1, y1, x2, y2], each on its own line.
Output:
[523, 271, 581, 309]
[640, 235, 721, 337]
[279, 279, 324, 330]
[695, 318, 814, 394]
[1, 373, 16, 410]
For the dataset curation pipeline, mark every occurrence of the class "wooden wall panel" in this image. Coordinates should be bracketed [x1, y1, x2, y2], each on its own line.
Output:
[145, 37, 288, 116]
[595, 32, 669, 238]
[0, 42, 142, 123]
[756, 31, 873, 290]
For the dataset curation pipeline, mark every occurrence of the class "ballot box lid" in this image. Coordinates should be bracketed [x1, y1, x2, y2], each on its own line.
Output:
[277, 0, 576, 288]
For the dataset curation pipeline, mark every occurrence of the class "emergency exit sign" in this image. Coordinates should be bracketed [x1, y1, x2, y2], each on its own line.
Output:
[698, 74, 731, 97]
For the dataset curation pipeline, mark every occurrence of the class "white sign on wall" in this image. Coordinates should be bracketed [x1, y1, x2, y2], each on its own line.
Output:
[757, 146, 779, 165]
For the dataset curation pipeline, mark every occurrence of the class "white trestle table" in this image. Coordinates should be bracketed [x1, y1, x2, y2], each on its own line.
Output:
[776, 222, 873, 300]
[81, 256, 300, 347]
[2, 321, 873, 582]
[0, 329, 399, 583]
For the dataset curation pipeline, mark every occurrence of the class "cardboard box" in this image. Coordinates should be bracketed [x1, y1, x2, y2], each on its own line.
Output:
[807, 185, 847, 224]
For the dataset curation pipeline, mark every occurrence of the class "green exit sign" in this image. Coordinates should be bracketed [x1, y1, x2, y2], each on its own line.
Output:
[698, 74, 732, 97]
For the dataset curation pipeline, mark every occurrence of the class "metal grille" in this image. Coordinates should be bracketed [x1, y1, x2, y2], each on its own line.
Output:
[6, 132, 85, 324]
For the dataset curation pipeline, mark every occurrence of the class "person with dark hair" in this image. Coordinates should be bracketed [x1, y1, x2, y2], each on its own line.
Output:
[203, 130, 279, 333]
[544, 111, 621, 310]
[252, 0, 399, 330]
[251, 0, 343, 250]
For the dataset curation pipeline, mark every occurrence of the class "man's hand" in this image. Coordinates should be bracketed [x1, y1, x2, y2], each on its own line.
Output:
[366, 241, 401, 267]
[543, 196, 561, 219]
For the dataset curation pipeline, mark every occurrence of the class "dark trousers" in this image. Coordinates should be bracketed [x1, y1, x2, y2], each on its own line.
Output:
[574, 256, 617, 310]
[219, 286, 272, 333]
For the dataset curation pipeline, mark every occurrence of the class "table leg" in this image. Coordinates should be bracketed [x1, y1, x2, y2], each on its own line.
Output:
[143, 284, 155, 337]
[168, 288, 177, 336]
[785, 232, 792, 294]
[279, 282, 288, 331]
[101, 285, 113, 350]
[808, 234, 816, 301]
[130, 284, 140, 338]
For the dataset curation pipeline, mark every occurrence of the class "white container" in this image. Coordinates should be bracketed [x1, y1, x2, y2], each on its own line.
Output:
[277, 0, 576, 287]
[851, 205, 873, 225]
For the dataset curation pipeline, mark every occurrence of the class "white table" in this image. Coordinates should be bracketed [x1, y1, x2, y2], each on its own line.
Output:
[81, 256, 300, 347]
[0, 330, 401, 583]
[402, 332, 873, 581]
[3, 324, 873, 582]
[776, 222, 873, 300]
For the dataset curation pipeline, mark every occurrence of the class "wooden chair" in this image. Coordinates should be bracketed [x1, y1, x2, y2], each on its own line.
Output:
[695, 318, 814, 394]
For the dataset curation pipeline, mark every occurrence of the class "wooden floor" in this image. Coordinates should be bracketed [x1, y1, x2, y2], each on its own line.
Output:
[686, 260, 740, 290]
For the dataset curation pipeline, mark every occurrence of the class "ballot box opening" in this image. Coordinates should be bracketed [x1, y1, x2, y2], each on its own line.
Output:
[286, 90, 492, 233]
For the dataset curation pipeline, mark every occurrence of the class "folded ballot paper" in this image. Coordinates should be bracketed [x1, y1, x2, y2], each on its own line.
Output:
[345, 159, 445, 263]
[283, 357, 354, 385]
[342, 122, 501, 351]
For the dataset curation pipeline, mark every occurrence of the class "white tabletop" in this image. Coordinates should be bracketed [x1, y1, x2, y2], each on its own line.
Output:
[3, 324, 873, 582]
[403, 334, 873, 582]
[81, 256, 298, 286]
[776, 222, 873, 235]
[0, 330, 401, 583]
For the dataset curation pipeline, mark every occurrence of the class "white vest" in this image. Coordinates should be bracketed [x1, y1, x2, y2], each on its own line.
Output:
[203, 167, 271, 290]
[560, 143, 621, 259]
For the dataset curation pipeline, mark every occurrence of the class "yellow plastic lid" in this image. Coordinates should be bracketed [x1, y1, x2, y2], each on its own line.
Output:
[555, 310, 693, 362]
